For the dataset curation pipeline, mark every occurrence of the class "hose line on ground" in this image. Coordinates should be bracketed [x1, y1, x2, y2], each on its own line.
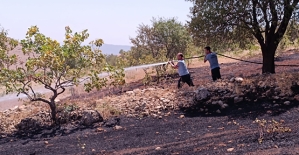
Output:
[183, 53, 299, 67]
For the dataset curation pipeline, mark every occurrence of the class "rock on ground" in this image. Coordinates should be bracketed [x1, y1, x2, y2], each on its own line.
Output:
[195, 87, 210, 101]
[81, 110, 103, 126]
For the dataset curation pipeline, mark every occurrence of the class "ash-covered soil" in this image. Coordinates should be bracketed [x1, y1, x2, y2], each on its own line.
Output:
[1, 107, 299, 155]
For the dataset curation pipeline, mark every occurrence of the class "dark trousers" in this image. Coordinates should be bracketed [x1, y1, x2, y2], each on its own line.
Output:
[178, 74, 194, 89]
[211, 67, 221, 81]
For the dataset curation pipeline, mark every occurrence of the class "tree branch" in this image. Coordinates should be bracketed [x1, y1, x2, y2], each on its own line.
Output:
[252, 0, 265, 47]
[257, 1, 270, 40]
[32, 77, 55, 92]
[268, 0, 278, 44]
[32, 97, 51, 104]
[57, 87, 65, 96]
[275, 0, 298, 43]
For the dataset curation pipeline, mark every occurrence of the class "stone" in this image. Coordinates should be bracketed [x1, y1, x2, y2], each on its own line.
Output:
[284, 101, 291, 105]
[294, 95, 299, 101]
[230, 78, 235, 82]
[160, 97, 165, 101]
[114, 125, 123, 130]
[212, 101, 218, 105]
[223, 104, 228, 108]
[273, 96, 280, 100]
[152, 114, 158, 118]
[81, 110, 103, 126]
[258, 81, 266, 88]
[235, 77, 244, 82]
[234, 97, 243, 103]
[134, 106, 141, 111]
[142, 112, 149, 117]
[155, 147, 162, 151]
[96, 127, 105, 132]
[227, 148, 234, 152]
[179, 115, 185, 118]
[133, 89, 141, 94]
[11, 106, 19, 111]
[164, 112, 171, 117]
[15, 118, 41, 132]
[155, 106, 162, 110]
[162, 99, 170, 103]
[126, 91, 135, 95]
[104, 117, 120, 127]
[147, 88, 155, 91]
[195, 87, 210, 101]
[218, 101, 224, 106]
[216, 110, 221, 114]
[274, 87, 281, 92]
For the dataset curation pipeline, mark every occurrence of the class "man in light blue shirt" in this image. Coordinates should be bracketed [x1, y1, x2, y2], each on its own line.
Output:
[169, 53, 194, 89]
[204, 46, 221, 81]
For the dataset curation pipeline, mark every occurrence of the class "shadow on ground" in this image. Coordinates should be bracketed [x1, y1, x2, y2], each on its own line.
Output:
[180, 99, 299, 121]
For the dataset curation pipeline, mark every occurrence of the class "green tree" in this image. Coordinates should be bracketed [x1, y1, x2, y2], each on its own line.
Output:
[0, 26, 125, 122]
[130, 17, 192, 63]
[187, 0, 299, 73]
[0, 27, 18, 70]
[105, 54, 118, 66]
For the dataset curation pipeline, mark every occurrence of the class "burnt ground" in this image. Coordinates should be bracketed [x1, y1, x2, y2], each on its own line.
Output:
[1, 50, 299, 155]
[1, 105, 299, 155]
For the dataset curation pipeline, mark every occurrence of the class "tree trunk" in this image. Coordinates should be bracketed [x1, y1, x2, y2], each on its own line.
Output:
[261, 46, 276, 74]
[49, 101, 57, 123]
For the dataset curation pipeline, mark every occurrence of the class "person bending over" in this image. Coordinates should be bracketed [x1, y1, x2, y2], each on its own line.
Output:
[168, 53, 194, 89]
[204, 46, 221, 81]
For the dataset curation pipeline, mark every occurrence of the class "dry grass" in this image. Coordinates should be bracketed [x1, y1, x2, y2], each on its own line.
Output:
[94, 101, 122, 119]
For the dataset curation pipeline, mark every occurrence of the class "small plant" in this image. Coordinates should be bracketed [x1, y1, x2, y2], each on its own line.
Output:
[96, 101, 121, 119]
[255, 118, 291, 144]
[69, 86, 77, 99]
[63, 104, 78, 113]
[142, 68, 152, 87]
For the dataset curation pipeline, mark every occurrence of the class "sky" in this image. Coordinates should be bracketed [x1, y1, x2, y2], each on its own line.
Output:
[0, 0, 193, 46]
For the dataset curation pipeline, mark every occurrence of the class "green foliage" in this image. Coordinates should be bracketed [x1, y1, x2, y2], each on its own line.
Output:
[129, 17, 192, 64]
[142, 68, 152, 87]
[187, 0, 299, 50]
[279, 21, 299, 50]
[187, 0, 299, 73]
[105, 54, 119, 66]
[108, 17, 201, 69]
[0, 26, 125, 122]
[0, 26, 18, 80]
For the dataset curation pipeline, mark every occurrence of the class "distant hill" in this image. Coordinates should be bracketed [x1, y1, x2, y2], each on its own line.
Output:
[99, 44, 131, 55]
